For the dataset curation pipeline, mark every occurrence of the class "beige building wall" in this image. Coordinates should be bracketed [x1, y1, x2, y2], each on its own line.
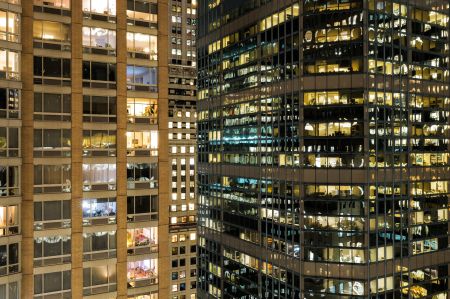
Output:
[16, 0, 194, 298]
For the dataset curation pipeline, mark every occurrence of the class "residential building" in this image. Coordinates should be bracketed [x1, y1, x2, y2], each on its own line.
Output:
[168, 0, 198, 298]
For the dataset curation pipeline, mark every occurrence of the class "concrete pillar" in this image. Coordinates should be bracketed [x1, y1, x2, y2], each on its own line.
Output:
[116, 0, 128, 297]
[70, 0, 84, 297]
[157, 0, 170, 297]
[20, 0, 35, 297]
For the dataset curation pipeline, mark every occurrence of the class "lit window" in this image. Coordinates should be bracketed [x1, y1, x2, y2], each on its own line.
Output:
[82, 27, 116, 49]
[0, 10, 19, 42]
[82, 0, 116, 16]
[127, 32, 157, 60]
[0, 49, 19, 80]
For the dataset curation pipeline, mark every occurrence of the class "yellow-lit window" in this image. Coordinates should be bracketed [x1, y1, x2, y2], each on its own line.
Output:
[33, 20, 70, 43]
[0, 49, 19, 80]
[0, 10, 19, 42]
[127, 32, 157, 59]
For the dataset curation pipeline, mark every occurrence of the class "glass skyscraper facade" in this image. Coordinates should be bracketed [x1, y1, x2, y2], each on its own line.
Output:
[197, 0, 449, 298]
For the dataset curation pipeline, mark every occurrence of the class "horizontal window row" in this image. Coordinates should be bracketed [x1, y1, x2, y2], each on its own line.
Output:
[33, 163, 162, 193]
[34, 195, 158, 230]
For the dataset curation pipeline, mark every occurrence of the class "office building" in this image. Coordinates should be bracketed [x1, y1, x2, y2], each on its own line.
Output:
[0, 0, 197, 298]
[168, 0, 198, 298]
[197, 0, 449, 298]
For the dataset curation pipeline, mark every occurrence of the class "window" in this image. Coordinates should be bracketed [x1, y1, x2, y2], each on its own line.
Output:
[127, 259, 158, 288]
[127, 227, 158, 252]
[34, 235, 71, 266]
[0, 166, 19, 196]
[126, 66, 157, 91]
[82, 198, 116, 226]
[82, 0, 116, 16]
[0, 127, 19, 157]
[82, 26, 116, 54]
[34, 164, 71, 193]
[127, 98, 157, 124]
[33, 129, 71, 157]
[34, 271, 71, 295]
[83, 95, 116, 122]
[0, 88, 19, 119]
[0, 49, 19, 80]
[0, 10, 19, 42]
[34, 200, 71, 230]
[0, 205, 18, 236]
[0, 281, 19, 299]
[0, 244, 18, 276]
[34, 93, 71, 121]
[83, 231, 116, 260]
[126, 163, 158, 189]
[82, 130, 116, 157]
[127, 32, 157, 59]
[172, 16, 181, 23]
[33, 21, 70, 49]
[34, 56, 70, 85]
[83, 265, 117, 296]
[127, 195, 158, 222]
[82, 61, 116, 88]
[126, 131, 158, 156]
[0, 0, 19, 3]
[33, 56, 70, 78]
[126, 0, 158, 28]
[34, 0, 71, 12]
[82, 164, 116, 191]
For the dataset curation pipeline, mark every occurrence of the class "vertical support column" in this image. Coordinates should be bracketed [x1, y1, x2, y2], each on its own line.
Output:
[71, 0, 83, 297]
[116, 0, 128, 298]
[157, 0, 170, 297]
[21, 1, 34, 297]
